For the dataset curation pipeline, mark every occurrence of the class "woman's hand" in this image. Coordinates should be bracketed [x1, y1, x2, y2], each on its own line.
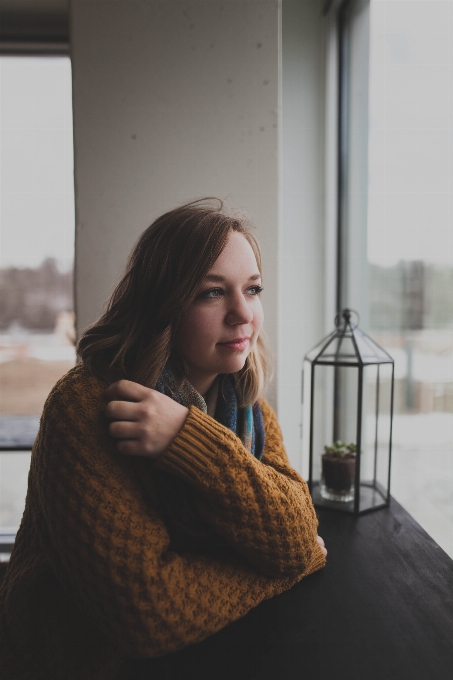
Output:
[317, 535, 327, 558]
[105, 380, 189, 459]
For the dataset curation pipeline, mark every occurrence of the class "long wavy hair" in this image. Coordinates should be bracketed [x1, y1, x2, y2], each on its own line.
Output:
[77, 198, 272, 405]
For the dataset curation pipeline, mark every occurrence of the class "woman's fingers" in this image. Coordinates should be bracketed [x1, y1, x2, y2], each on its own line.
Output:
[108, 420, 140, 439]
[105, 381, 157, 422]
[105, 379, 149, 403]
[316, 535, 327, 557]
[105, 399, 141, 421]
[105, 380, 189, 458]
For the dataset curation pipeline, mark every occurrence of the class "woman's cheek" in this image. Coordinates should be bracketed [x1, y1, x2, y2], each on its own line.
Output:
[192, 309, 220, 346]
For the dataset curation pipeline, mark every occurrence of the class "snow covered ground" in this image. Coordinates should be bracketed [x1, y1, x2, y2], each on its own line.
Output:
[390, 412, 453, 558]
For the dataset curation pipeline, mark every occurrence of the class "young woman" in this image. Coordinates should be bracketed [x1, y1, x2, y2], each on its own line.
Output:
[0, 199, 326, 680]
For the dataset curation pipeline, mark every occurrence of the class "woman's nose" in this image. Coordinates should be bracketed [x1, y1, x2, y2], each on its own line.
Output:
[226, 293, 254, 325]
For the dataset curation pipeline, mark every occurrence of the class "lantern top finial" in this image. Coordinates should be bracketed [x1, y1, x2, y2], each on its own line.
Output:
[335, 308, 359, 331]
[305, 308, 394, 366]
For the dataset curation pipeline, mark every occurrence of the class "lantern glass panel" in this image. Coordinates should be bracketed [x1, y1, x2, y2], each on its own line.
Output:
[313, 335, 360, 365]
[353, 329, 393, 364]
[375, 363, 393, 499]
[310, 364, 334, 496]
[362, 364, 380, 484]
[305, 362, 360, 509]
[305, 336, 331, 363]
[358, 363, 392, 511]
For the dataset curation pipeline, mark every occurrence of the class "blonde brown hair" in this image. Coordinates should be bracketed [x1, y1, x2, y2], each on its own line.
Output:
[77, 198, 271, 405]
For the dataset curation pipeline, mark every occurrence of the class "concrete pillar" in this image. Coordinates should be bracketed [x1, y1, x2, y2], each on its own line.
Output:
[280, 0, 325, 467]
[71, 0, 326, 469]
[71, 0, 280, 370]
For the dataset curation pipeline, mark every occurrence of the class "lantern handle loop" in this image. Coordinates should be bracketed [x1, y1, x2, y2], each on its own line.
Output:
[335, 308, 360, 331]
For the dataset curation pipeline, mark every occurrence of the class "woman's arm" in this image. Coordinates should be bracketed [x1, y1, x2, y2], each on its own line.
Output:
[35, 368, 324, 659]
[153, 399, 324, 578]
[104, 379, 325, 578]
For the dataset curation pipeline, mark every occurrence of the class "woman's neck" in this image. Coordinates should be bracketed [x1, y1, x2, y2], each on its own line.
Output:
[186, 372, 218, 398]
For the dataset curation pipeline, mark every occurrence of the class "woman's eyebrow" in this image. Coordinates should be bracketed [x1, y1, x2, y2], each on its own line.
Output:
[204, 273, 261, 282]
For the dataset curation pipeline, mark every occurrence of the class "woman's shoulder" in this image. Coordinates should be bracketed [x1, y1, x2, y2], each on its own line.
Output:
[42, 362, 106, 419]
[35, 364, 114, 468]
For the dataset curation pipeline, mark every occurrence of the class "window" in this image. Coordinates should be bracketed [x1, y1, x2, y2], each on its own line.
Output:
[0, 56, 75, 551]
[337, 0, 452, 556]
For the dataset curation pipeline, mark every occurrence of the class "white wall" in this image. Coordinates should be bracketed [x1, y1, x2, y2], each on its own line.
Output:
[71, 0, 280, 373]
[279, 0, 326, 470]
[71, 0, 327, 471]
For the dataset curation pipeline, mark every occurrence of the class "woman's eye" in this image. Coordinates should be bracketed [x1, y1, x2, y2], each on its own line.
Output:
[198, 285, 263, 300]
[200, 288, 224, 299]
[247, 285, 263, 296]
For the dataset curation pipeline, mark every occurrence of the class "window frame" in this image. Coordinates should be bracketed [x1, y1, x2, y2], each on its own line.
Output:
[0, 9, 71, 556]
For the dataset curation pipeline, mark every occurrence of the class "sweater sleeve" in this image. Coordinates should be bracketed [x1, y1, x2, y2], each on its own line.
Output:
[154, 399, 324, 578]
[33, 369, 324, 659]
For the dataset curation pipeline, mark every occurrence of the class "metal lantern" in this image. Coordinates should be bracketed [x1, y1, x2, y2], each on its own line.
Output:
[302, 309, 395, 515]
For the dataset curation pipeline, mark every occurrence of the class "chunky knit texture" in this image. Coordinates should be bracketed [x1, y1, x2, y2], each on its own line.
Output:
[155, 368, 266, 459]
[0, 365, 326, 680]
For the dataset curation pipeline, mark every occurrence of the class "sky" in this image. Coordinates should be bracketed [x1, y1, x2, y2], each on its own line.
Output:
[0, 56, 75, 271]
[367, 0, 453, 267]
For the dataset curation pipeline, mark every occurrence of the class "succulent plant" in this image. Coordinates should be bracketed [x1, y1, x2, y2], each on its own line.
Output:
[323, 440, 357, 459]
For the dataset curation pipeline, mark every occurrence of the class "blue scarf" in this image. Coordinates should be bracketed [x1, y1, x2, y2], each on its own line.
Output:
[155, 366, 266, 460]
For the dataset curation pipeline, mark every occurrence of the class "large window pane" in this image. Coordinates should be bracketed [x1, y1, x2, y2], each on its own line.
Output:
[0, 56, 75, 543]
[341, 0, 452, 557]
[366, 0, 452, 557]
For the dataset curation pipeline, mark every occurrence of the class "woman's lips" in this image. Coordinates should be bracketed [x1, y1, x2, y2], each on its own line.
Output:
[218, 337, 250, 351]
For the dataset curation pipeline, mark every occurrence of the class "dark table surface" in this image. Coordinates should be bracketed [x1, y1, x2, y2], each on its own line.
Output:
[128, 497, 453, 680]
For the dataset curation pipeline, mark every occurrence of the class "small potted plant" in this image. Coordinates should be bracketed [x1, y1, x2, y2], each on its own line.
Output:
[320, 440, 357, 502]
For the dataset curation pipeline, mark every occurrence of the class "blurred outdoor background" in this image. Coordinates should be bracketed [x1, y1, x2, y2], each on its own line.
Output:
[0, 56, 75, 549]
[365, 0, 452, 555]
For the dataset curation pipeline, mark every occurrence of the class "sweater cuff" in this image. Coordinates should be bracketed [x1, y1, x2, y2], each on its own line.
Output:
[153, 405, 245, 484]
[306, 542, 327, 576]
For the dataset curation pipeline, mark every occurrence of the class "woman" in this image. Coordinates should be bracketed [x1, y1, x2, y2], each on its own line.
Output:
[0, 199, 326, 680]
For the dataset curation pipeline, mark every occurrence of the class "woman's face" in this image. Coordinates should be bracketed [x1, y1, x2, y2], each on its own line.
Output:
[174, 231, 264, 396]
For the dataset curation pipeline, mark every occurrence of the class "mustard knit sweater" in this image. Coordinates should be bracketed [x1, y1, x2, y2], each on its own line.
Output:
[0, 365, 326, 679]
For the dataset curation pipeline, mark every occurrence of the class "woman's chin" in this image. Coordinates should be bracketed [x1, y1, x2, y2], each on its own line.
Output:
[218, 355, 248, 375]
